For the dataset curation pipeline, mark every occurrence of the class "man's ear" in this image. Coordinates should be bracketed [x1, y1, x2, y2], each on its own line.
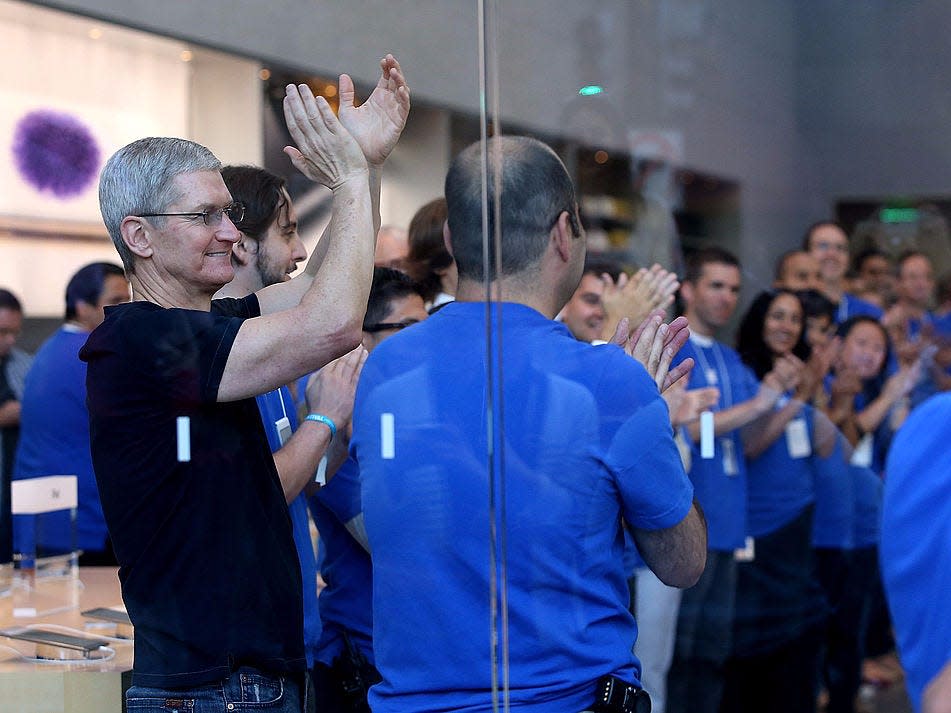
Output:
[74, 299, 97, 326]
[552, 210, 574, 263]
[679, 280, 694, 306]
[120, 217, 153, 259]
[442, 220, 454, 258]
[232, 238, 254, 267]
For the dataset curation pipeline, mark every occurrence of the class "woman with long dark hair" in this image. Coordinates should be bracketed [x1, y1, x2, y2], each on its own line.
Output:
[722, 289, 834, 713]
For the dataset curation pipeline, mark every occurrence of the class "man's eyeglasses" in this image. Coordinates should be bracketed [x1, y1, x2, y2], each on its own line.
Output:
[363, 320, 420, 333]
[140, 202, 246, 227]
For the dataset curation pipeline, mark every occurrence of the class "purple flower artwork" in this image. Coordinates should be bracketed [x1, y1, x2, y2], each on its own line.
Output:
[12, 109, 101, 199]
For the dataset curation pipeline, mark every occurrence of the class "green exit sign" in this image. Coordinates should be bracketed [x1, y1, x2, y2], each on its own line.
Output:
[880, 207, 919, 223]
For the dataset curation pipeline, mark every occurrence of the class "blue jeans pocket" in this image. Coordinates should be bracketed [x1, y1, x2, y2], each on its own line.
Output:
[126, 690, 195, 712]
[228, 670, 285, 705]
[126, 670, 297, 712]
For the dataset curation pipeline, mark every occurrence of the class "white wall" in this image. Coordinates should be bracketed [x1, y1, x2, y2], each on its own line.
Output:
[0, 0, 262, 316]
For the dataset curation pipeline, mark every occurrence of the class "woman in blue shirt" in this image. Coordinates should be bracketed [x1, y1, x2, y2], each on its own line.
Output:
[722, 289, 833, 713]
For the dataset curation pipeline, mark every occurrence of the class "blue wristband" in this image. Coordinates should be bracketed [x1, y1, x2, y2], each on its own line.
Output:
[305, 413, 337, 440]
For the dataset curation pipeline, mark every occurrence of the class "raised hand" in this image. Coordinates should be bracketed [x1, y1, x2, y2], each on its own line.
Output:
[772, 353, 804, 393]
[337, 54, 410, 167]
[283, 84, 367, 189]
[305, 346, 369, 430]
[883, 360, 922, 401]
[600, 264, 680, 340]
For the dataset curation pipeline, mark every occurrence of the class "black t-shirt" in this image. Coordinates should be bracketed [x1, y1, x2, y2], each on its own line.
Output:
[80, 297, 305, 687]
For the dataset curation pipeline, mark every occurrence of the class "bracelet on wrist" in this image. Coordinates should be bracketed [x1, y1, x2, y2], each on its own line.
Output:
[305, 413, 337, 441]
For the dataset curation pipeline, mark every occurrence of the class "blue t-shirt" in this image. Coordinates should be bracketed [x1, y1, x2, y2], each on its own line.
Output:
[13, 327, 108, 552]
[310, 455, 373, 664]
[255, 386, 321, 668]
[851, 464, 882, 548]
[811, 435, 855, 550]
[881, 393, 951, 712]
[352, 301, 694, 713]
[746, 402, 817, 538]
[672, 337, 760, 550]
[835, 293, 883, 325]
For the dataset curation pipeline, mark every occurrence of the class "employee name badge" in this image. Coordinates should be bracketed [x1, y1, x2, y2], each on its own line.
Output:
[275, 417, 293, 447]
[721, 437, 739, 476]
[850, 432, 874, 467]
[785, 417, 811, 459]
[734, 536, 755, 562]
[700, 411, 715, 459]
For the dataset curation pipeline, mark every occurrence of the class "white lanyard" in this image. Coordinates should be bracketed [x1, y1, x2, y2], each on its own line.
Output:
[692, 342, 734, 410]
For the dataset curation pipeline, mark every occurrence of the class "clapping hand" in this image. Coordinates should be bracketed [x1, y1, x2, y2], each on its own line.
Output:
[611, 309, 693, 392]
[283, 84, 367, 189]
[600, 264, 679, 340]
[337, 54, 410, 167]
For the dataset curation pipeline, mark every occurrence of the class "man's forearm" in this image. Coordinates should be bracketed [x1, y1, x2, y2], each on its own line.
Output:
[632, 501, 707, 588]
[742, 399, 802, 459]
[685, 394, 772, 442]
[304, 165, 380, 280]
[273, 420, 334, 503]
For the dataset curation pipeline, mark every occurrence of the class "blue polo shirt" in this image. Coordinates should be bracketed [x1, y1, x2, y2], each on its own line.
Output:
[353, 301, 693, 713]
[746, 402, 818, 537]
[811, 435, 855, 550]
[672, 336, 760, 551]
[881, 393, 951, 712]
[256, 386, 321, 668]
[835, 293, 883, 325]
[851, 464, 881, 548]
[14, 327, 108, 553]
[310, 455, 373, 665]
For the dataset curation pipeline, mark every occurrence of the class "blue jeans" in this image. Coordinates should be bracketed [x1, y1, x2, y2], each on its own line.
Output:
[126, 668, 308, 712]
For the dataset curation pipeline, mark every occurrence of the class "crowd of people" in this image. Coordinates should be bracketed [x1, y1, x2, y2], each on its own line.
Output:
[1, 51, 949, 713]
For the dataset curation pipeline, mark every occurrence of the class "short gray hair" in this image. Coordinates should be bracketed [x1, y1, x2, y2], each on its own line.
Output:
[444, 136, 579, 283]
[99, 137, 221, 273]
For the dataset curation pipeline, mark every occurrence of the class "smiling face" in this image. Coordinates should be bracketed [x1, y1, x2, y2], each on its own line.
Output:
[762, 292, 804, 357]
[251, 189, 307, 288]
[145, 170, 241, 300]
[807, 224, 850, 284]
[560, 273, 606, 343]
[841, 320, 888, 379]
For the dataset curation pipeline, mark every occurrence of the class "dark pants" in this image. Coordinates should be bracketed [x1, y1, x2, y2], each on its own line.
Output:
[720, 625, 824, 713]
[863, 549, 894, 658]
[820, 547, 875, 713]
[667, 550, 737, 713]
[311, 654, 380, 713]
